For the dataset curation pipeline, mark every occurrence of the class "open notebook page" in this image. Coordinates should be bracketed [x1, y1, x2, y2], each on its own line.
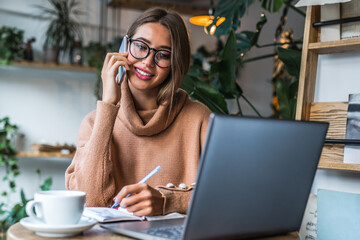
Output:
[84, 207, 184, 223]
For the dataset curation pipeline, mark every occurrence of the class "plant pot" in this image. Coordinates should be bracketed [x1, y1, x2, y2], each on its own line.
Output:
[43, 46, 60, 64]
[70, 41, 83, 65]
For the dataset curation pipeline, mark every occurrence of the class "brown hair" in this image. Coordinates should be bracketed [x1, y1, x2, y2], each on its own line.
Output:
[127, 7, 191, 105]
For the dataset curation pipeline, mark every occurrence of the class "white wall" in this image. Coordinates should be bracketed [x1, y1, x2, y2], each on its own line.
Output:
[0, 0, 306, 205]
[0, 65, 97, 204]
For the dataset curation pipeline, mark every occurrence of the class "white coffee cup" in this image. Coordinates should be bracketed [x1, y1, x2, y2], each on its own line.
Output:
[26, 190, 86, 225]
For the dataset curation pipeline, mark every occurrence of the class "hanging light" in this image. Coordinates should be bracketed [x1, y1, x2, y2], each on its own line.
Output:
[189, 0, 225, 35]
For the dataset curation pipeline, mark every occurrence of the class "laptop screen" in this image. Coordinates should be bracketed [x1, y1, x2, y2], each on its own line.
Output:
[184, 114, 328, 239]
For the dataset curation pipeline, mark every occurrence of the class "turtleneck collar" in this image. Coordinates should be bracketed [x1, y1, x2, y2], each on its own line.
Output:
[118, 79, 188, 136]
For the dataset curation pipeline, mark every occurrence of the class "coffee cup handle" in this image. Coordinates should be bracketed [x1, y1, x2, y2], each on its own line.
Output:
[26, 200, 44, 222]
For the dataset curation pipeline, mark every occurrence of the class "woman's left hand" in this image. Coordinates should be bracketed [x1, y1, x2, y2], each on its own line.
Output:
[114, 183, 164, 216]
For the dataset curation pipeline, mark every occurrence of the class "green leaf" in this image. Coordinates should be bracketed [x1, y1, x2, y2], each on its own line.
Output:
[20, 189, 28, 205]
[8, 156, 17, 166]
[191, 81, 229, 115]
[236, 31, 253, 54]
[40, 177, 53, 191]
[212, 0, 255, 37]
[290, 98, 297, 120]
[222, 30, 237, 61]
[260, 0, 284, 12]
[275, 77, 291, 119]
[9, 181, 16, 190]
[289, 80, 299, 98]
[276, 47, 302, 78]
[251, 13, 267, 47]
[180, 75, 195, 94]
[0, 202, 6, 215]
[216, 30, 237, 96]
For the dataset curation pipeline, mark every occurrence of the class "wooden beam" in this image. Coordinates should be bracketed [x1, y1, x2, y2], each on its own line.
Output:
[108, 0, 209, 15]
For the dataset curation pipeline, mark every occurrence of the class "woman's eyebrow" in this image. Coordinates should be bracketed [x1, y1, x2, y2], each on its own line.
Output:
[136, 37, 171, 51]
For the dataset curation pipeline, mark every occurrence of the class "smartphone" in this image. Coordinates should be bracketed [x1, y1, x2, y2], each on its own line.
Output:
[117, 36, 128, 85]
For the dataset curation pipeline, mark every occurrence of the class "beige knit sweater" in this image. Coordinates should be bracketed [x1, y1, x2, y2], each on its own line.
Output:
[65, 80, 211, 214]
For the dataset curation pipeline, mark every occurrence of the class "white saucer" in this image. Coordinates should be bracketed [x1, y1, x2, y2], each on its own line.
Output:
[20, 216, 97, 238]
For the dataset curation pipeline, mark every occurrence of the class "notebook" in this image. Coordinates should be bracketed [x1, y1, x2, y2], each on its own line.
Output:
[84, 207, 184, 223]
[317, 189, 360, 240]
[101, 114, 328, 240]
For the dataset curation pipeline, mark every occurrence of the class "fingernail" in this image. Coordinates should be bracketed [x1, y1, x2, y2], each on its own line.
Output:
[113, 197, 118, 203]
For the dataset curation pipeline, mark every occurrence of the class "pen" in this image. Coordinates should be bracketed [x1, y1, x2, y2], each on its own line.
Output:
[111, 165, 161, 208]
[325, 139, 360, 145]
[312, 16, 360, 28]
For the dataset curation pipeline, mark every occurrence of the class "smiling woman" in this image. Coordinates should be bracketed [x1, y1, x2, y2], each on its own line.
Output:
[65, 7, 211, 217]
[126, 22, 172, 108]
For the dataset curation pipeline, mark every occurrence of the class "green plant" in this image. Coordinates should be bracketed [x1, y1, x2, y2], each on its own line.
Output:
[35, 0, 84, 64]
[181, 0, 303, 119]
[0, 117, 52, 239]
[0, 117, 19, 195]
[0, 26, 24, 65]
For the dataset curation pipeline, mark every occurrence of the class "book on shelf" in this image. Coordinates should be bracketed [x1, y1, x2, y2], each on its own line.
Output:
[341, 1, 360, 39]
[83, 207, 184, 223]
[344, 93, 360, 164]
[321, 4, 341, 42]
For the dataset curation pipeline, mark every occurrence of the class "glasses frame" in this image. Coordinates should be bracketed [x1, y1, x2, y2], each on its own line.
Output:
[128, 38, 171, 68]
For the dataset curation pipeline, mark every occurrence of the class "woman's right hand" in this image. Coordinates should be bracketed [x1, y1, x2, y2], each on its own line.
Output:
[101, 52, 131, 105]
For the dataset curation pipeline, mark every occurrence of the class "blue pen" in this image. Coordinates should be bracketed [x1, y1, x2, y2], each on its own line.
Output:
[111, 165, 161, 208]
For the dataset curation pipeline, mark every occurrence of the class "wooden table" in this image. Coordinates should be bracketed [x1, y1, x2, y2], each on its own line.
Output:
[7, 222, 300, 240]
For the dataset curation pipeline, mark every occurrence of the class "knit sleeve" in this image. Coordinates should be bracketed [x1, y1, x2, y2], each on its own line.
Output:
[200, 109, 211, 148]
[155, 186, 193, 214]
[156, 109, 211, 215]
[65, 101, 119, 207]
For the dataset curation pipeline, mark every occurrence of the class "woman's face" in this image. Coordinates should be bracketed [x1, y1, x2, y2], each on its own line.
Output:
[127, 22, 171, 94]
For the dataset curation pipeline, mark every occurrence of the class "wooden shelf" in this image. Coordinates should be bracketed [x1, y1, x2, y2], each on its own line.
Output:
[11, 61, 97, 73]
[17, 151, 74, 161]
[296, 5, 360, 172]
[307, 102, 360, 171]
[309, 38, 360, 54]
[308, 102, 360, 171]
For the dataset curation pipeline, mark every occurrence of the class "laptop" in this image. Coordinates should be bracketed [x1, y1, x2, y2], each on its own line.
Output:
[101, 114, 328, 240]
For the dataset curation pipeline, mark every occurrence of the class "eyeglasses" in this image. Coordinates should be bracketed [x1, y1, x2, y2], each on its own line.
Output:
[128, 38, 171, 68]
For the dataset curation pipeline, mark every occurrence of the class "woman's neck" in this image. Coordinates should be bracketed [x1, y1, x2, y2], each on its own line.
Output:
[128, 82, 159, 111]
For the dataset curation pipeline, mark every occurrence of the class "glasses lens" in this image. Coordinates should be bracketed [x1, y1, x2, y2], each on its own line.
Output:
[130, 39, 171, 68]
[155, 51, 171, 68]
[130, 40, 149, 59]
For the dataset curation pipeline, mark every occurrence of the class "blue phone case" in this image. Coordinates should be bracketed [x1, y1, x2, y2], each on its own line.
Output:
[117, 36, 128, 85]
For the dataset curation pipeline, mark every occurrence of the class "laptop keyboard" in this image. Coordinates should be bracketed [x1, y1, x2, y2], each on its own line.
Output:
[141, 225, 184, 240]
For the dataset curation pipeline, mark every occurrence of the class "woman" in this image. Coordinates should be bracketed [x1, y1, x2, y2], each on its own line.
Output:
[65, 7, 211, 216]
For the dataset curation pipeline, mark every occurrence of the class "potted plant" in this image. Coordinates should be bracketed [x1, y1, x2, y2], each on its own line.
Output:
[182, 0, 303, 119]
[35, 0, 83, 64]
[0, 117, 21, 238]
[0, 26, 24, 65]
[0, 117, 52, 238]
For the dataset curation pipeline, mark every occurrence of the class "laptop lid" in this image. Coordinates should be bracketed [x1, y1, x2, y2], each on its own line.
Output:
[101, 114, 328, 240]
[183, 114, 328, 239]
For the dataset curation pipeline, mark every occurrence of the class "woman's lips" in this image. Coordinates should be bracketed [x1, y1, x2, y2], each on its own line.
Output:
[134, 67, 154, 81]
